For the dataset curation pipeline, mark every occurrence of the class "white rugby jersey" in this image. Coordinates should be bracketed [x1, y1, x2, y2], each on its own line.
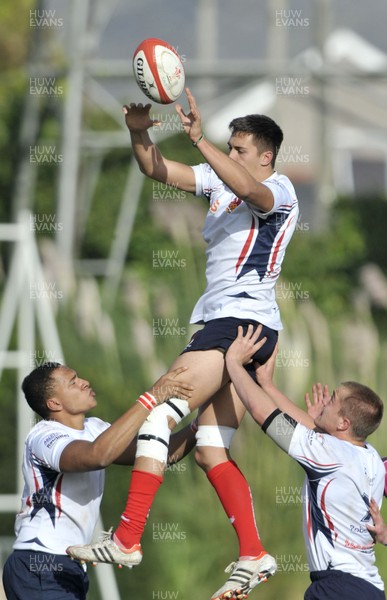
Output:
[191, 163, 299, 330]
[13, 417, 110, 555]
[288, 422, 384, 590]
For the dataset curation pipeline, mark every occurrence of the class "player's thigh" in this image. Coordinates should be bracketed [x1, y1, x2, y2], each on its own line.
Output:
[168, 349, 229, 411]
[198, 382, 246, 429]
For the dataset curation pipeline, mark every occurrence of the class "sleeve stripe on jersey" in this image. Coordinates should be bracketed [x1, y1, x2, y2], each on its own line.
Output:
[297, 455, 343, 469]
[295, 455, 343, 470]
[278, 202, 296, 210]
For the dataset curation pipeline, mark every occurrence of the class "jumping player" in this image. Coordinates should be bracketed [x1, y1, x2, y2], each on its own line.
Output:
[225, 325, 385, 600]
[67, 88, 299, 599]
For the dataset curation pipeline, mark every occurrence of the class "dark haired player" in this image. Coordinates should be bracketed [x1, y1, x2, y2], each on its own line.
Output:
[2, 362, 194, 600]
[68, 88, 299, 599]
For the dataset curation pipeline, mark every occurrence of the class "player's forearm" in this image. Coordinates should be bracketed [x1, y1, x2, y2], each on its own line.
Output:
[60, 403, 150, 472]
[226, 358, 276, 425]
[93, 403, 152, 468]
[259, 381, 315, 428]
[193, 137, 273, 211]
[130, 130, 167, 181]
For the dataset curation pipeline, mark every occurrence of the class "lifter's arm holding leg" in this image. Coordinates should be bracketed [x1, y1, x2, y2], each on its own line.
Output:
[226, 326, 315, 428]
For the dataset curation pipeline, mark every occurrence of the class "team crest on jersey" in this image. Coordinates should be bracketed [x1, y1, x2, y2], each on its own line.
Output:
[226, 197, 242, 214]
[209, 199, 220, 213]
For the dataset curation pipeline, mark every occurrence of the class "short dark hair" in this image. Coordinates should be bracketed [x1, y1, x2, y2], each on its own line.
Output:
[229, 114, 284, 167]
[22, 362, 63, 419]
[338, 381, 384, 441]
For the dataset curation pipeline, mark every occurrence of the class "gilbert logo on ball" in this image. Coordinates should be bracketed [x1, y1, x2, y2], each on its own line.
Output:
[133, 38, 185, 104]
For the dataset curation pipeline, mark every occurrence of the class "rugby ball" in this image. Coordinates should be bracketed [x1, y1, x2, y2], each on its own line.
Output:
[132, 38, 185, 104]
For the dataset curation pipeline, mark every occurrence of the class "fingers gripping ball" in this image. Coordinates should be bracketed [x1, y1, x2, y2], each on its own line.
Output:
[132, 38, 185, 104]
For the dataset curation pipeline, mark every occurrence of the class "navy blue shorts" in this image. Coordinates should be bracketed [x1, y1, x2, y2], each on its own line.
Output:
[304, 570, 385, 600]
[182, 317, 278, 380]
[2, 550, 89, 600]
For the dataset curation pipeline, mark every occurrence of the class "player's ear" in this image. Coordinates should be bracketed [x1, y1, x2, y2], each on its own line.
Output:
[338, 414, 351, 433]
[46, 396, 62, 413]
[260, 150, 273, 167]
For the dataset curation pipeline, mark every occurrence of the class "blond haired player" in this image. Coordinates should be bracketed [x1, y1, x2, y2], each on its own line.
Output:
[225, 325, 385, 600]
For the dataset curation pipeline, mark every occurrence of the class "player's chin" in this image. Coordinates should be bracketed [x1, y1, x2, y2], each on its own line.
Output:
[88, 397, 98, 410]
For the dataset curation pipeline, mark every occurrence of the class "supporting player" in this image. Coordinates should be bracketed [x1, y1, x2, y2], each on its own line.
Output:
[225, 325, 385, 600]
[67, 88, 299, 599]
[2, 362, 194, 600]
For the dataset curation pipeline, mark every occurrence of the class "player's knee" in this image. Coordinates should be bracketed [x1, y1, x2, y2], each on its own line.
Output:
[194, 425, 236, 470]
[194, 445, 209, 470]
[136, 398, 191, 465]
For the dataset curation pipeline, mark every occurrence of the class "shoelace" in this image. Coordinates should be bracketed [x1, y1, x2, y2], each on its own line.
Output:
[98, 527, 114, 542]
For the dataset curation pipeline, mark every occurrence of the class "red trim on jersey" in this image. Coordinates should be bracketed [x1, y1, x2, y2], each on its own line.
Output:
[55, 474, 64, 518]
[27, 461, 39, 510]
[235, 215, 256, 274]
[296, 455, 342, 469]
[307, 499, 313, 540]
[269, 214, 296, 273]
[278, 203, 295, 209]
[31, 458, 39, 490]
[320, 479, 337, 536]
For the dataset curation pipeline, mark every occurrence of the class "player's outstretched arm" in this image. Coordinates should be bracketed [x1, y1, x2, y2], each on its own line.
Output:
[176, 87, 274, 212]
[225, 325, 279, 426]
[59, 367, 193, 472]
[254, 345, 316, 428]
[367, 498, 387, 545]
[123, 103, 196, 192]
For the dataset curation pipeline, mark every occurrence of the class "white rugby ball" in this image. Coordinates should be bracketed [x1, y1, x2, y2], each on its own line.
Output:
[132, 38, 185, 104]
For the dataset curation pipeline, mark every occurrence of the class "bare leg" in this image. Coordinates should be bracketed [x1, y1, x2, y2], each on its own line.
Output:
[115, 349, 231, 547]
[135, 349, 229, 474]
[195, 381, 246, 471]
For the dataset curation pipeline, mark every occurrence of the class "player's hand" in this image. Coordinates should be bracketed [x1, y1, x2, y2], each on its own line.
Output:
[175, 87, 203, 142]
[366, 498, 387, 545]
[254, 342, 278, 388]
[305, 383, 330, 420]
[226, 324, 267, 367]
[122, 103, 160, 132]
[149, 366, 194, 404]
